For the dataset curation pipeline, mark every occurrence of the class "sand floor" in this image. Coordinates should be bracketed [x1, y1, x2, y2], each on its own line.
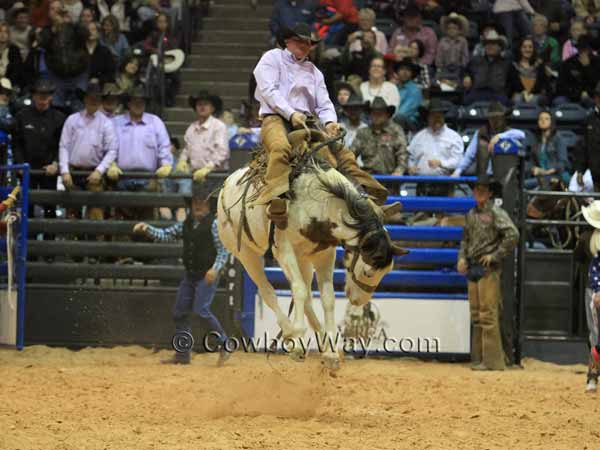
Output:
[0, 346, 597, 450]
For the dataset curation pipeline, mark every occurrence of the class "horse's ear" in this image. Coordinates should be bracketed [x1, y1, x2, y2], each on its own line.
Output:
[381, 202, 403, 220]
[391, 244, 409, 256]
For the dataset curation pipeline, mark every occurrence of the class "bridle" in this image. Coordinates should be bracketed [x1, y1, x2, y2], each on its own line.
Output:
[342, 230, 383, 294]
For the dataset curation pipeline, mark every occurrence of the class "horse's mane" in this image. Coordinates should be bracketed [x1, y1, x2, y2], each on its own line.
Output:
[314, 168, 393, 269]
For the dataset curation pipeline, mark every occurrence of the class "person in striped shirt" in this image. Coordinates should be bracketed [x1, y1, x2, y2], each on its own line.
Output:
[134, 182, 231, 366]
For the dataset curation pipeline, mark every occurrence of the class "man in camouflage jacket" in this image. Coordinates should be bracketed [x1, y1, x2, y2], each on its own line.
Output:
[351, 97, 408, 175]
[457, 175, 519, 371]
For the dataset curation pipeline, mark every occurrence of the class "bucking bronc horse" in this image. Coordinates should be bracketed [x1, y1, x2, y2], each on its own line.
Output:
[217, 129, 406, 370]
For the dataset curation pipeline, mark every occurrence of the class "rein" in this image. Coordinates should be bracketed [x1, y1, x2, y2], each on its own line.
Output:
[342, 230, 382, 294]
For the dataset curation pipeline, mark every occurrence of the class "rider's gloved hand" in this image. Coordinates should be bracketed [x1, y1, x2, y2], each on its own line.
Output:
[325, 122, 342, 136]
[291, 112, 307, 129]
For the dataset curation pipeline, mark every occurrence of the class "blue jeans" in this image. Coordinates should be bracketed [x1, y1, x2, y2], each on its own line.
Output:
[174, 272, 226, 344]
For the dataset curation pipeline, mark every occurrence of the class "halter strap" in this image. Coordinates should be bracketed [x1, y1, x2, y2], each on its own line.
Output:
[343, 242, 379, 294]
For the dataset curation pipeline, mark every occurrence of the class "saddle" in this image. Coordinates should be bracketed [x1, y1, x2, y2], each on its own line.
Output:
[239, 127, 345, 201]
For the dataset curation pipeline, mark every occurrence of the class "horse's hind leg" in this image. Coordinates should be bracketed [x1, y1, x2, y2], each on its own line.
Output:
[236, 248, 294, 338]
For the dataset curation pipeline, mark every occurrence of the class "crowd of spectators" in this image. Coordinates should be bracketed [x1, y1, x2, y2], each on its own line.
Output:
[0, 0, 185, 115]
[264, 0, 600, 193]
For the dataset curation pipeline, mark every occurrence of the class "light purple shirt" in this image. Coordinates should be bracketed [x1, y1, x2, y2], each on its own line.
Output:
[59, 110, 118, 174]
[113, 113, 173, 171]
[254, 48, 337, 124]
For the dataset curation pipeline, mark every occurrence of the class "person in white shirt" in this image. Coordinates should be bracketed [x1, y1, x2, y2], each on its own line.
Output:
[175, 91, 229, 184]
[339, 93, 367, 148]
[360, 56, 400, 108]
[408, 99, 464, 196]
[408, 99, 463, 176]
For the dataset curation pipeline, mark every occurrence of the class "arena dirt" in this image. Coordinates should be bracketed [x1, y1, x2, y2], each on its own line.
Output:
[0, 346, 597, 450]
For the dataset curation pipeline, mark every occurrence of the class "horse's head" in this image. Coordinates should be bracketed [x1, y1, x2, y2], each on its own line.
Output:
[342, 203, 408, 306]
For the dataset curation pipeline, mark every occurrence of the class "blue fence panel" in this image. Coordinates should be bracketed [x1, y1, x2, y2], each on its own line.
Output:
[385, 225, 463, 241]
[264, 267, 466, 288]
[335, 247, 459, 265]
[386, 196, 475, 213]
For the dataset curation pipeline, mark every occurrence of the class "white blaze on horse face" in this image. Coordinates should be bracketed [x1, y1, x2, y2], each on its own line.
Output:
[345, 256, 394, 306]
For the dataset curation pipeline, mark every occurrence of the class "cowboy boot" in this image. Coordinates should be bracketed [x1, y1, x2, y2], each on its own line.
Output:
[267, 198, 288, 230]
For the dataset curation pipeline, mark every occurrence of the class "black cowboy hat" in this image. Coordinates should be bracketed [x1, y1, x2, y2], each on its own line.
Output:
[343, 93, 365, 108]
[367, 96, 395, 116]
[121, 84, 151, 103]
[183, 179, 219, 209]
[102, 82, 123, 98]
[188, 91, 223, 116]
[76, 80, 103, 101]
[394, 58, 420, 78]
[422, 98, 448, 114]
[281, 22, 320, 45]
[31, 79, 56, 95]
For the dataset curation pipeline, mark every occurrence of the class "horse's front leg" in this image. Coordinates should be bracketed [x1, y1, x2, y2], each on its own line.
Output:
[314, 248, 340, 370]
[274, 237, 311, 362]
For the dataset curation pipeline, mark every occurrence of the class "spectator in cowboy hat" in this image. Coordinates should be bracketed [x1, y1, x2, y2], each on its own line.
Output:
[435, 12, 470, 90]
[393, 58, 423, 129]
[453, 102, 526, 178]
[107, 84, 172, 220]
[108, 84, 171, 180]
[351, 96, 408, 175]
[100, 82, 122, 118]
[58, 79, 118, 220]
[463, 29, 511, 105]
[13, 79, 65, 224]
[408, 99, 463, 177]
[339, 92, 367, 147]
[175, 91, 229, 186]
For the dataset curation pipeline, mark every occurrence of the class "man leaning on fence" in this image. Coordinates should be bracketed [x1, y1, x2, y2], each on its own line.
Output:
[107, 85, 173, 220]
[58, 80, 118, 221]
[13, 79, 65, 225]
[457, 175, 519, 371]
